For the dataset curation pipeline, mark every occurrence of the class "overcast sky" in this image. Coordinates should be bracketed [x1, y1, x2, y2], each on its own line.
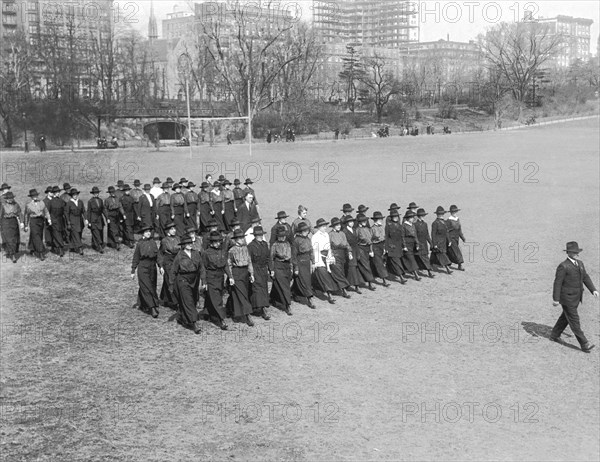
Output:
[127, 1, 599, 54]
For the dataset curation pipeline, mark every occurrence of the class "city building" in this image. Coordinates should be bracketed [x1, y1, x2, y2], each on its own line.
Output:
[537, 15, 593, 67]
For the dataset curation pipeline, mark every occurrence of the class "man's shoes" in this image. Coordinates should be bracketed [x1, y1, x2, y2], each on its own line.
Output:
[581, 343, 595, 353]
[549, 336, 560, 343]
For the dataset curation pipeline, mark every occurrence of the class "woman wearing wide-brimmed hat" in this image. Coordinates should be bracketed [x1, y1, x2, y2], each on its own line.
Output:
[270, 211, 293, 245]
[311, 218, 338, 304]
[210, 181, 227, 233]
[170, 183, 189, 237]
[47, 186, 67, 256]
[369, 211, 391, 287]
[384, 209, 408, 284]
[87, 186, 106, 253]
[131, 225, 161, 319]
[226, 228, 256, 325]
[269, 226, 294, 315]
[170, 234, 203, 334]
[355, 213, 377, 291]
[430, 206, 453, 274]
[247, 226, 271, 319]
[414, 208, 435, 278]
[446, 204, 466, 271]
[342, 215, 365, 293]
[24, 188, 51, 260]
[221, 179, 237, 231]
[328, 217, 352, 298]
[65, 188, 88, 255]
[155, 182, 172, 239]
[199, 231, 230, 330]
[291, 221, 316, 308]
[0, 191, 23, 263]
[157, 222, 180, 309]
[402, 210, 421, 280]
[104, 185, 125, 251]
[183, 181, 199, 230]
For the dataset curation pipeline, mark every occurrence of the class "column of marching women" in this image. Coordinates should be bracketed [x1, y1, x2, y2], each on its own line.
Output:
[0, 180, 468, 336]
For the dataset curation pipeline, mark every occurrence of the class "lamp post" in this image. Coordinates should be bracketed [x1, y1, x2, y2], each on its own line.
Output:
[22, 112, 29, 152]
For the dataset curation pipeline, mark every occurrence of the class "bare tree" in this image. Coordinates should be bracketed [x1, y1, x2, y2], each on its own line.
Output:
[360, 54, 401, 123]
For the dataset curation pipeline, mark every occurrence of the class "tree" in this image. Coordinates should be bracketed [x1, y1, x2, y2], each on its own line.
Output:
[338, 44, 365, 113]
[483, 21, 563, 118]
[360, 54, 401, 123]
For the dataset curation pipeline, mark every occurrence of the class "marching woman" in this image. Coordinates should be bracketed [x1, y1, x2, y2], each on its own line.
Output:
[328, 217, 352, 299]
[120, 185, 135, 248]
[430, 206, 453, 274]
[210, 181, 226, 232]
[414, 208, 435, 278]
[200, 231, 230, 330]
[87, 186, 106, 253]
[221, 179, 236, 231]
[43, 186, 54, 249]
[184, 181, 199, 230]
[170, 235, 203, 334]
[24, 189, 51, 261]
[157, 222, 180, 309]
[355, 214, 376, 291]
[64, 188, 87, 256]
[48, 186, 66, 257]
[170, 183, 188, 237]
[155, 182, 171, 239]
[104, 186, 125, 251]
[311, 218, 338, 304]
[131, 225, 161, 319]
[384, 209, 408, 284]
[233, 179, 245, 211]
[0, 191, 23, 263]
[247, 226, 271, 320]
[269, 227, 293, 315]
[402, 210, 422, 281]
[227, 228, 255, 326]
[291, 221, 316, 309]
[342, 215, 365, 293]
[269, 211, 293, 245]
[198, 182, 214, 234]
[369, 211, 391, 287]
[446, 205, 466, 271]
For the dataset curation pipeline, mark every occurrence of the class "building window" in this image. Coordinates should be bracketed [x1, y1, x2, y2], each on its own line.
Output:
[2, 14, 16, 24]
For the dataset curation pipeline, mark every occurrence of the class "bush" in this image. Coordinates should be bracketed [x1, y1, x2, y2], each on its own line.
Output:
[437, 101, 458, 119]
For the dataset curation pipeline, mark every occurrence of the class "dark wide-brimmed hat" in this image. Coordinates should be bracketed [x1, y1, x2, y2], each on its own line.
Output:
[172, 183, 181, 190]
[161, 182, 170, 189]
[116, 180, 124, 187]
[52, 186, 61, 193]
[143, 184, 151, 191]
[404, 210, 416, 219]
[253, 226, 265, 236]
[342, 215, 355, 224]
[357, 205, 369, 213]
[207, 219, 219, 228]
[296, 222, 309, 233]
[44, 186, 53, 194]
[107, 186, 116, 193]
[140, 225, 153, 233]
[356, 213, 368, 223]
[275, 211, 288, 220]
[63, 182, 72, 190]
[564, 242, 583, 253]
[166, 177, 174, 183]
[69, 188, 80, 196]
[449, 205, 460, 213]
[407, 202, 418, 209]
[222, 179, 231, 186]
[229, 218, 241, 227]
[122, 184, 131, 191]
[133, 179, 141, 186]
[209, 231, 223, 242]
[388, 203, 400, 211]
[315, 218, 328, 228]
[185, 226, 197, 234]
[0, 183, 11, 190]
[179, 235, 194, 246]
[165, 222, 176, 230]
[371, 211, 384, 221]
[234, 179, 241, 185]
[330, 217, 342, 227]
[435, 206, 447, 215]
[3, 191, 14, 199]
[341, 203, 354, 213]
[180, 177, 188, 183]
[232, 229, 245, 239]
[213, 181, 221, 188]
[201, 182, 210, 189]
[187, 181, 196, 188]
[417, 208, 428, 217]
[153, 177, 161, 184]
[28, 189, 39, 197]
[389, 210, 400, 217]
[90, 186, 100, 194]
[276, 226, 288, 237]
[244, 178, 254, 185]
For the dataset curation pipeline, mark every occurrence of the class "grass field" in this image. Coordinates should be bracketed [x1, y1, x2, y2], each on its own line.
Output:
[1, 118, 599, 461]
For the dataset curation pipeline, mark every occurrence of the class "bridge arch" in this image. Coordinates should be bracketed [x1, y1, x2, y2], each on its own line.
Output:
[143, 121, 187, 140]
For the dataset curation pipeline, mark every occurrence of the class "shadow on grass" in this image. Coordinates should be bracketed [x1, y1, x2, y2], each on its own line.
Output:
[521, 321, 580, 352]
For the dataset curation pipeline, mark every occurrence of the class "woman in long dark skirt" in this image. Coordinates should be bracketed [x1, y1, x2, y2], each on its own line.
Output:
[269, 227, 293, 315]
[414, 208, 435, 278]
[369, 211, 391, 286]
[157, 223, 180, 308]
[0, 192, 23, 263]
[198, 182, 214, 234]
[222, 180, 237, 231]
[131, 226, 160, 318]
[210, 181, 226, 232]
[200, 231, 229, 330]
[64, 189, 87, 255]
[247, 226, 271, 320]
[171, 235, 203, 334]
[342, 216, 365, 293]
[401, 210, 422, 280]
[384, 210, 408, 284]
[291, 221, 316, 308]
[24, 188, 51, 260]
[184, 181, 199, 230]
[328, 217, 351, 298]
[430, 206, 453, 274]
[47, 186, 66, 257]
[446, 204, 466, 271]
[170, 183, 188, 237]
[355, 214, 376, 291]
[226, 229, 255, 325]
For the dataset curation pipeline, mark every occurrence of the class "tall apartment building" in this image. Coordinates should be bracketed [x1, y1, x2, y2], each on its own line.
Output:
[537, 15, 593, 67]
[312, 0, 419, 47]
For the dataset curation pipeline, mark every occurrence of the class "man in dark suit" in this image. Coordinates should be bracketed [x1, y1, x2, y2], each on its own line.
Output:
[136, 184, 156, 235]
[551, 241, 599, 353]
[236, 192, 259, 233]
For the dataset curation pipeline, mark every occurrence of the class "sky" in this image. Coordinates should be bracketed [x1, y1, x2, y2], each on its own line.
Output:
[126, 1, 599, 54]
